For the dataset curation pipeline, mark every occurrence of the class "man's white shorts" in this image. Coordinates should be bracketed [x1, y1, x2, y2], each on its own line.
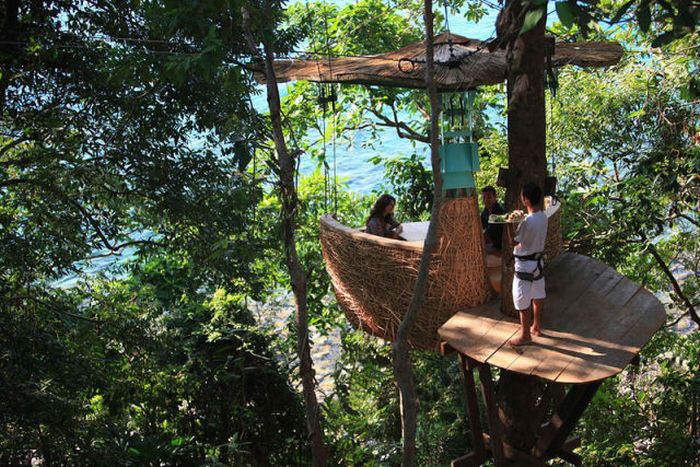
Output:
[512, 259, 546, 311]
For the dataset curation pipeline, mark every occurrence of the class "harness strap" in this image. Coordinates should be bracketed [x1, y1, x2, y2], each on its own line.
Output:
[514, 252, 544, 261]
[514, 251, 545, 282]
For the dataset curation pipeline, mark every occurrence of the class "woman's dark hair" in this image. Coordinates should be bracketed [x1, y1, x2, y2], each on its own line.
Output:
[521, 182, 542, 205]
[366, 194, 396, 226]
[481, 185, 497, 195]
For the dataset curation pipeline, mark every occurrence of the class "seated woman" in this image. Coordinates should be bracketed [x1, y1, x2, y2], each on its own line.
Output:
[366, 194, 404, 239]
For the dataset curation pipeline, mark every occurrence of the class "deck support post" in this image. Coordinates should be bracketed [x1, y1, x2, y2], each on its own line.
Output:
[459, 354, 487, 463]
[475, 360, 507, 466]
[497, 370, 538, 455]
[449, 350, 601, 466]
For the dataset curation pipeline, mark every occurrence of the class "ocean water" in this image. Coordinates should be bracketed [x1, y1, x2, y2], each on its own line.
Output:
[251, 5, 502, 194]
[52, 5, 515, 285]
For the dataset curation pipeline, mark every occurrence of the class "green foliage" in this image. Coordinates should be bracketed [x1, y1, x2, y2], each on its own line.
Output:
[323, 331, 401, 464]
[0, 254, 306, 465]
[324, 330, 475, 465]
[521, 5, 546, 34]
[579, 330, 700, 465]
[551, 0, 699, 45]
[370, 153, 434, 220]
[2, 0, 699, 465]
[550, 57, 698, 276]
[0, 0, 306, 464]
[283, 0, 430, 160]
[258, 170, 370, 333]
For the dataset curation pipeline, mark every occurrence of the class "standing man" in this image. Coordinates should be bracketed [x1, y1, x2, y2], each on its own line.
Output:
[480, 185, 506, 252]
[509, 182, 548, 346]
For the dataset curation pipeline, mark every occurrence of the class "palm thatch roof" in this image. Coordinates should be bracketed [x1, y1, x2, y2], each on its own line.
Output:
[254, 33, 624, 91]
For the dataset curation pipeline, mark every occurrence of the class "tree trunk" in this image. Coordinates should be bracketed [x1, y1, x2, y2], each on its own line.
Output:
[260, 36, 329, 467]
[498, 0, 548, 457]
[392, 1, 443, 465]
[500, 0, 548, 318]
[496, 371, 538, 454]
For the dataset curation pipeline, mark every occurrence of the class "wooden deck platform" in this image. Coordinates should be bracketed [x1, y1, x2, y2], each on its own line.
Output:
[438, 252, 665, 384]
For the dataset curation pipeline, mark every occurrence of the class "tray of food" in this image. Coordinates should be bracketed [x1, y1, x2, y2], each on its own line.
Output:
[488, 211, 526, 224]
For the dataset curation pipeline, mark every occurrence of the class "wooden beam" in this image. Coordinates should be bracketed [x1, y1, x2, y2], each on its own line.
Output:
[557, 448, 583, 466]
[441, 341, 457, 356]
[503, 443, 549, 467]
[460, 354, 487, 462]
[533, 382, 601, 458]
[562, 436, 581, 451]
[474, 360, 507, 466]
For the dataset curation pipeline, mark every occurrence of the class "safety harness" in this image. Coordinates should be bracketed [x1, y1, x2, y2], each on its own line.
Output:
[514, 252, 545, 282]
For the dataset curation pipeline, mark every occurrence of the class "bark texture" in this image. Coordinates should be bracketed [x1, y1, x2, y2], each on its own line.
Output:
[500, 0, 548, 318]
[392, 0, 443, 464]
[253, 12, 329, 466]
[497, 0, 548, 458]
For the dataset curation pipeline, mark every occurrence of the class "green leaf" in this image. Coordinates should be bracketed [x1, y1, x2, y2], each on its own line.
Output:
[555, 2, 575, 28]
[520, 6, 546, 34]
[680, 76, 700, 100]
[171, 437, 185, 446]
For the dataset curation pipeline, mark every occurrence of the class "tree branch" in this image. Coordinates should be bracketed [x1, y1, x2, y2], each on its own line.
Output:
[242, 4, 328, 465]
[4, 295, 101, 324]
[646, 241, 700, 327]
[664, 310, 689, 329]
[393, 1, 443, 464]
[666, 212, 700, 229]
[0, 135, 29, 157]
[0, 178, 39, 187]
[366, 106, 429, 143]
[88, 239, 164, 259]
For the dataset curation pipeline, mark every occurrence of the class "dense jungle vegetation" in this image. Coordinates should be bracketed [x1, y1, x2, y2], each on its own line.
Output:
[1, 0, 698, 465]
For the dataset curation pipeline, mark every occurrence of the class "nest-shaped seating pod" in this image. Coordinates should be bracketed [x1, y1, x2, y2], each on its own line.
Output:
[320, 196, 492, 350]
[320, 196, 564, 350]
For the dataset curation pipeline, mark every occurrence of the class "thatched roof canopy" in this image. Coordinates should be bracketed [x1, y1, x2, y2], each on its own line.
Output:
[254, 33, 624, 91]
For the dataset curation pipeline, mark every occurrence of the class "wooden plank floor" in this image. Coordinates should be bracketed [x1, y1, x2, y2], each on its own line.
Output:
[438, 253, 666, 384]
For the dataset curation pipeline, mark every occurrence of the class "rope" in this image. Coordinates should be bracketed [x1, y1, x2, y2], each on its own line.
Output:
[323, 11, 339, 215]
[313, 44, 330, 212]
[442, 0, 457, 67]
[548, 90, 557, 177]
[332, 87, 338, 215]
[321, 87, 329, 213]
[245, 92, 259, 225]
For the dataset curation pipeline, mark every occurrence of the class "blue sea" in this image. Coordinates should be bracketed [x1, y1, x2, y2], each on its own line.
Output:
[54, 5, 519, 287]
[251, 5, 503, 194]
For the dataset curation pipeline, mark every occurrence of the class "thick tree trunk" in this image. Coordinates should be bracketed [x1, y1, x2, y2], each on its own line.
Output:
[500, 1, 548, 318]
[496, 371, 538, 454]
[498, 0, 548, 458]
[392, 1, 442, 465]
[260, 37, 329, 467]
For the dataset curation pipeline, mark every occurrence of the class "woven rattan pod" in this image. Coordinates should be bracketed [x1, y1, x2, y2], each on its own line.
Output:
[320, 196, 563, 351]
